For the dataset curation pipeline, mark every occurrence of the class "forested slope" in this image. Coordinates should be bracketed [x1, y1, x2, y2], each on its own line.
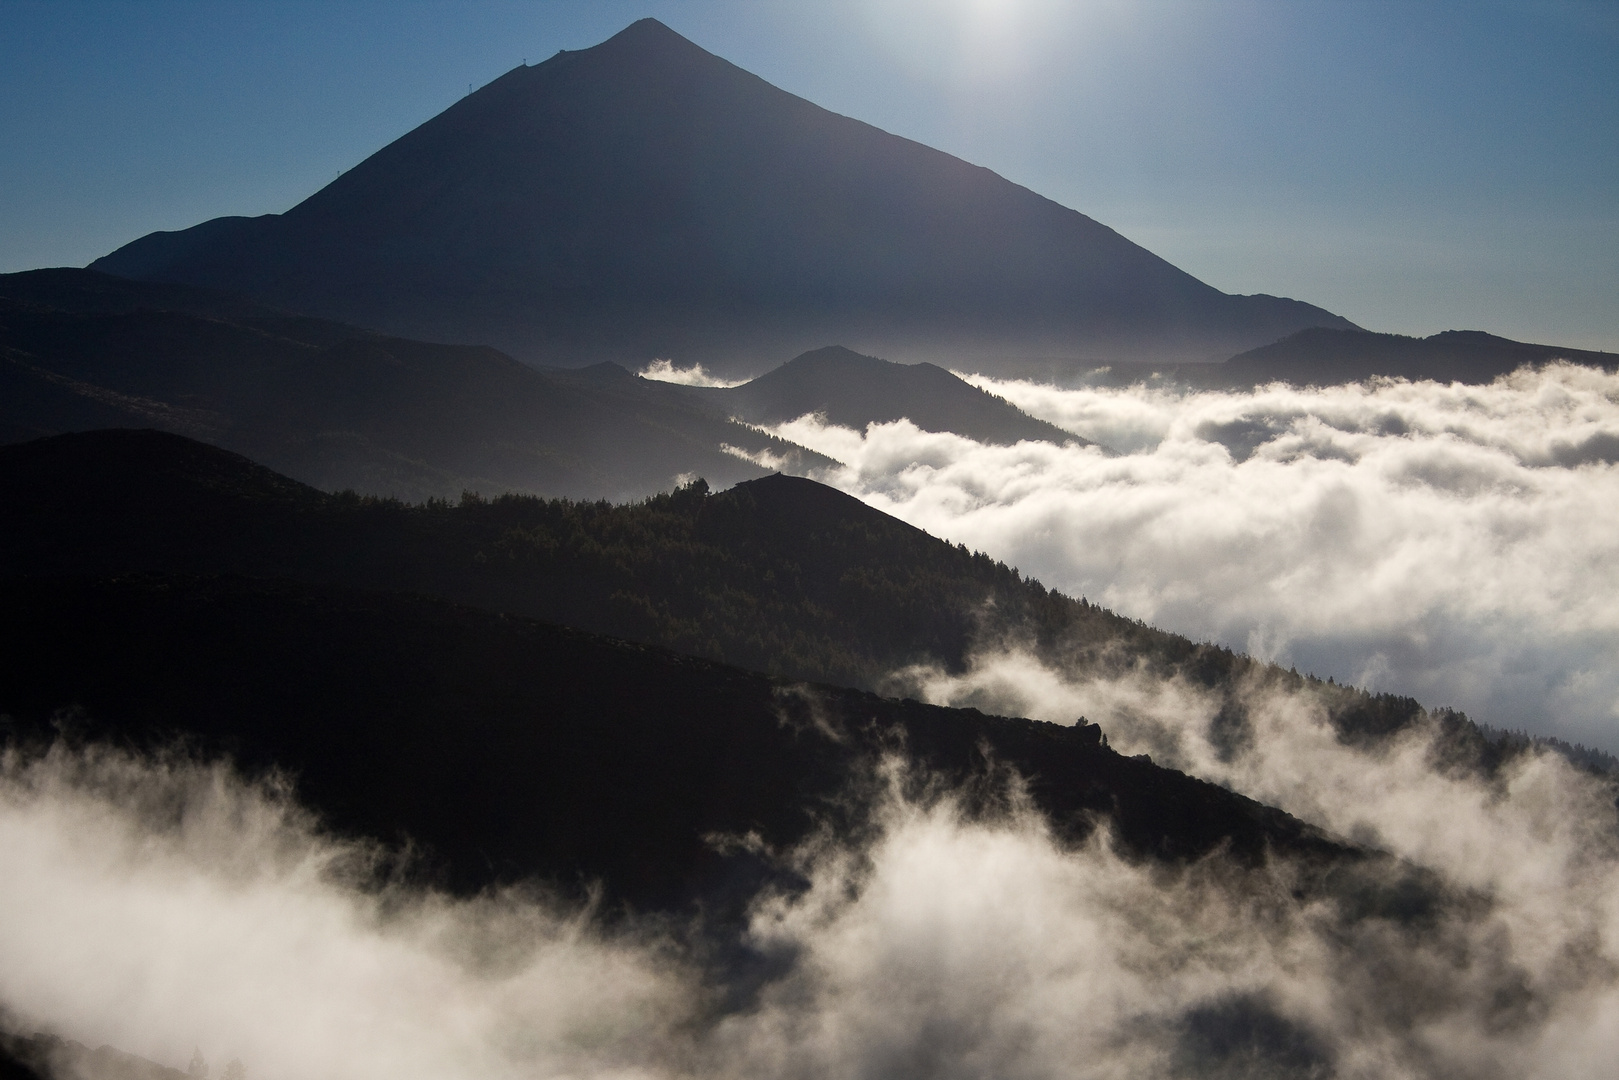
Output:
[2, 429, 1482, 760]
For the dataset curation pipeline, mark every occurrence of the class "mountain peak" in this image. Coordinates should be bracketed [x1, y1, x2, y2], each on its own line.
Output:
[780, 346, 888, 371]
[93, 20, 1352, 375]
[605, 17, 694, 47]
[541, 16, 724, 83]
[721, 344, 1087, 448]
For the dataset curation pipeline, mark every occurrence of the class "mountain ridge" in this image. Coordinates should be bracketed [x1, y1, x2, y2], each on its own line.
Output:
[1036, 324, 1619, 390]
[0, 429, 1371, 904]
[0, 428, 1504, 772]
[0, 269, 833, 500]
[1219, 326, 1619, 386]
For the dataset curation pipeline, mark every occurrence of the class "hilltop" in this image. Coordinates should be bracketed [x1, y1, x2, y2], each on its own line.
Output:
[687, 345, 1086, 446]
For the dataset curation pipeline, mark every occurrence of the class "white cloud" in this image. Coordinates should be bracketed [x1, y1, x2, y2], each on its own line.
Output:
[4, 739, 1619, 1080]
[0, 745, 690, 1080]
[762, 363, 1619, 749]
[637, 359, 746, 388]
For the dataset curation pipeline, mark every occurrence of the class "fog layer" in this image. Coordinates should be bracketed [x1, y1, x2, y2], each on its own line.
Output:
[756, 362, 1619, 748]
[3, 734, 1618, 1080]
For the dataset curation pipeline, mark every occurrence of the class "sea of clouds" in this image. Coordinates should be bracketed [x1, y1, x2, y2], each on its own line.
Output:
[6, 363, 1619, 1079]
[750, 362, 1619, 751]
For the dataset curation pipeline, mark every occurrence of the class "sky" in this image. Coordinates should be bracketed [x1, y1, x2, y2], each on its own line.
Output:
[0, 0, 1615, 351]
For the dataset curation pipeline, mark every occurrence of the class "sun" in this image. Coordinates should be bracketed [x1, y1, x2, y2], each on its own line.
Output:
[926, 0, 1083, 83]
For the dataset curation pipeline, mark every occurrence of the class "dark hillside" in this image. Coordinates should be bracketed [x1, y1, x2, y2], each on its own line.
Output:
[693, 345, 1085, 445]
[0, 430, 1173, 687]
[0, 344, 170, 445]
[0, 267, 394, 351]
[0, 270, 831, 500]
[0, 1036, 183, 1080]
[0, 575, 1355, 911]
[0, 266, 287, 322]
[4, 430, 1445, 754]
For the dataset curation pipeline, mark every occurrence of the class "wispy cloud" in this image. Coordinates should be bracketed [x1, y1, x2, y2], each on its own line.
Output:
[637, 359, 747, 389]
[763, 363, 1619, 749]
[0, 744, 690, 1080]
[3, 737, 1618, 1079]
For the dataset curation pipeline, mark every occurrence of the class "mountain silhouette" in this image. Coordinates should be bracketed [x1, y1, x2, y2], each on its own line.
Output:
[1218, 326, 1619, 387]
[1037, 324, 1619, 390]
[690, 346, 1086, 446]
[4, 270, 1111, 503]
[93, 19, 1353, 374]
[0, 428, 1108, 689]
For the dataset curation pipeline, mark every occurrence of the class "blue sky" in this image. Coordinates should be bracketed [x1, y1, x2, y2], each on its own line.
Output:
[2, 0, 1614, 349]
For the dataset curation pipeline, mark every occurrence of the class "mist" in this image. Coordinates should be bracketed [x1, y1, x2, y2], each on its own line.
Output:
[0, 744, 692, 1080]
[4, 726, 1618, 1080]
[753, 362, 1619, 750]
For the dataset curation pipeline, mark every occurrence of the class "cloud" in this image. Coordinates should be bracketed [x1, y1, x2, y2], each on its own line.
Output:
[4, 736, 1619, 1080]
[0, 743, 691, 1080]
[637, 360, 746, 388]
[881, 650, 1619, 1077]
[760, 363, 1619, 749]
[722, 757, 1619, 1080]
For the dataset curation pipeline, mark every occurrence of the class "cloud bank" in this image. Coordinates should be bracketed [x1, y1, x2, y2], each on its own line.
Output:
[756, 363, 1619, 749]
[3, 732, 1618, 1080]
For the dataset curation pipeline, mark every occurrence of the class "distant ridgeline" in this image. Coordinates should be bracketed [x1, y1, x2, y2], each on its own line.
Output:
[0, 269, 1092, 501]
[5, 267, 1607, 518]
[6, 270, 1601, 499]
[0, 429, 1554, 780]
[0, 268, 826, 502]
[684, 345, 1086, 447]
[1063, 326, 1619, 390]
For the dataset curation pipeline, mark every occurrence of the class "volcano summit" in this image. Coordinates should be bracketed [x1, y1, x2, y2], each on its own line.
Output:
[94, 19, 1352, 376]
